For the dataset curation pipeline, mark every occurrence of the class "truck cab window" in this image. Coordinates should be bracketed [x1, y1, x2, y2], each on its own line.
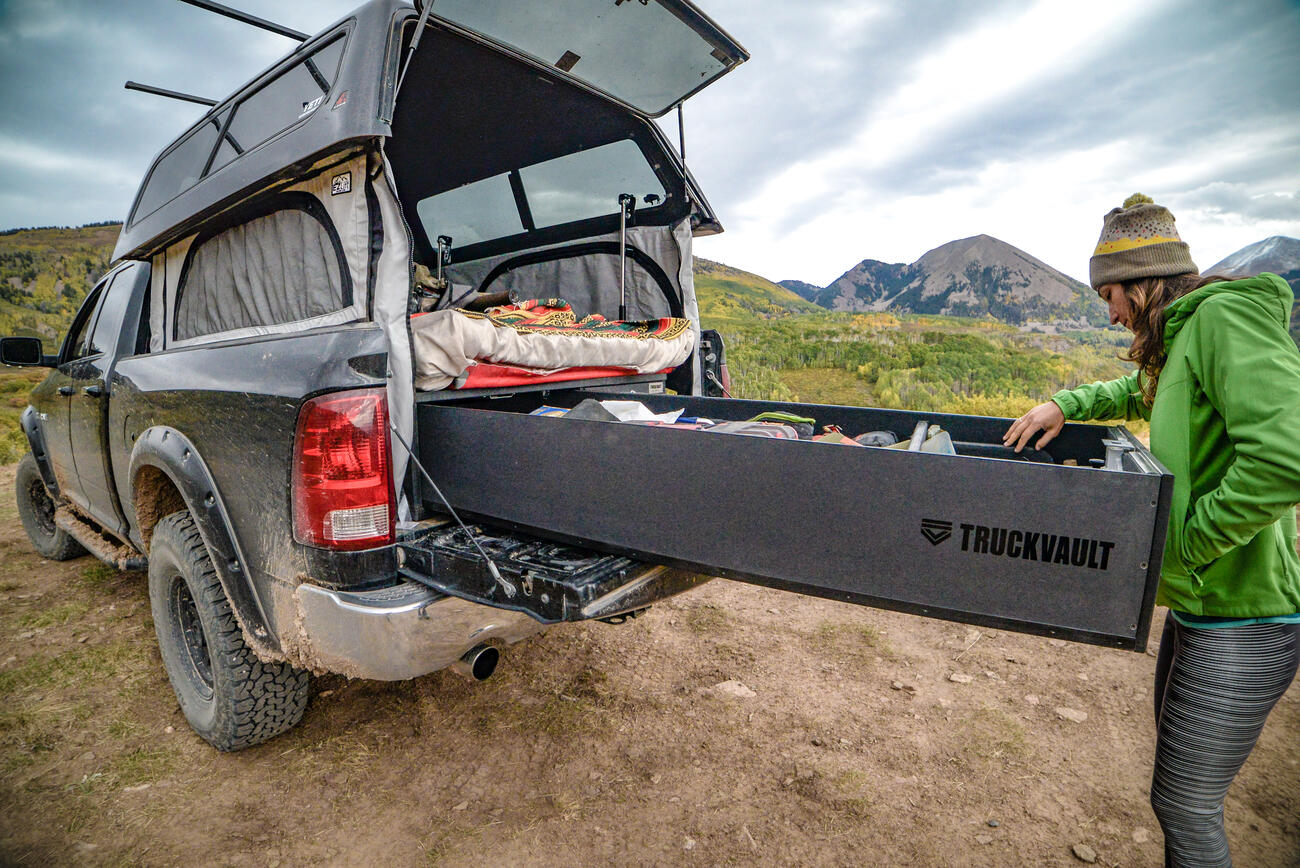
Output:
[87, 266, 139, 357]
[62, 283, 105, 363]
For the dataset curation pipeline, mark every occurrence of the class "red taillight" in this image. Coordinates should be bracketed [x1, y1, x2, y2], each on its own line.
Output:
[293, 389, 395, 551]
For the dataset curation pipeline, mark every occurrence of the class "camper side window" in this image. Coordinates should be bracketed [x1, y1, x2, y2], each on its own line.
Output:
[172, 193, 352, 343]
[209, 35, 348, 175]
[133, 120, 222, 220]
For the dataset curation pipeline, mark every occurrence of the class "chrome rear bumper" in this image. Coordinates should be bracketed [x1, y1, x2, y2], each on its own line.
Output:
[294, 580, 546, 681]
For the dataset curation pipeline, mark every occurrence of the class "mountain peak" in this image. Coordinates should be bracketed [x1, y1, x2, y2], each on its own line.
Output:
[1207, 236, 1300, 277]
[812, 235, 1104, 325]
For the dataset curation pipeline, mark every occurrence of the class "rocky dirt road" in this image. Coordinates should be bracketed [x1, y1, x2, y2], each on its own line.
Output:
[1, 464, 1297, 866]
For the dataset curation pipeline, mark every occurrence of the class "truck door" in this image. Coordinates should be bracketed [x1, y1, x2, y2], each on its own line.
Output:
[38, 281, 107, 500]
[65, 264, 140, 535]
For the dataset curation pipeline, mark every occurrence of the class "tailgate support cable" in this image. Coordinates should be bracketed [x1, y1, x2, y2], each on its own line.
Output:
[387, 422, 515, 598]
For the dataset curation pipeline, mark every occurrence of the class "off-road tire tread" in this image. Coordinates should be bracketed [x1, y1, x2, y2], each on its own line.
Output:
[15, 452, 85, 561]
[150, 511, 308, 751]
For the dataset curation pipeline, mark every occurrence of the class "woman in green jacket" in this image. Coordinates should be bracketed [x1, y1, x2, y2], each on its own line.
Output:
[1003, 194, 1300, 867]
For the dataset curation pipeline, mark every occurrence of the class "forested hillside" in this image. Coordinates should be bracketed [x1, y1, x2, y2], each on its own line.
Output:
[706, 310, 1134, 423]
[0, 223, 119, 340]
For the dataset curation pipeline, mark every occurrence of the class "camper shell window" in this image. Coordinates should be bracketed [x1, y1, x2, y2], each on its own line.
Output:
[131, 34, 349, 224]
[211, 35, 348, 175]
[133, 117, 224, 220]
[173, 192, 351, 342]
[388, 26, 685, 267]
[425, 0, 742, 117]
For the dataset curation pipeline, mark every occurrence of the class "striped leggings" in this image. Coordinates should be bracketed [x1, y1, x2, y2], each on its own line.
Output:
[1151, 617, 1300, 867]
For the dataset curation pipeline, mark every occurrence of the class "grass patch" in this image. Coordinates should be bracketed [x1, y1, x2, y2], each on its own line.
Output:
[15, 600, 91, 631]
[0, 641, 147, 696]
[960, 706, 1031, 763]
[792, 768, 876, 821]
[682, 603, 729, 634]
[809, 619, 895, 659]
[421, 820, 488, 866]
[109, 746, 182, 788]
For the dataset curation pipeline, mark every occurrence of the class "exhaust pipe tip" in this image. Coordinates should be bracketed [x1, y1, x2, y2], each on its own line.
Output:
[450, 644, 499, 682]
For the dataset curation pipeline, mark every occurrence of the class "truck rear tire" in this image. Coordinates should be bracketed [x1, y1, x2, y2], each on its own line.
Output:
[15, 452, 86, 561]
[148, 511, 309, 751]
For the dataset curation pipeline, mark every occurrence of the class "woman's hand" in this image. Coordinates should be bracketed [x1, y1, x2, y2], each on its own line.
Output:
[1003, 401, 1065, 452]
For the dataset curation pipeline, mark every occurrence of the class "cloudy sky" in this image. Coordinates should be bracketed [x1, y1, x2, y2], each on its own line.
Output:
[1, 0, 1297, 285]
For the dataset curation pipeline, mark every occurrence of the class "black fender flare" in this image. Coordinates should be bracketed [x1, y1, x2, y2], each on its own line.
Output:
[20, 406, 60, 497]
[129, 426, 279, 653]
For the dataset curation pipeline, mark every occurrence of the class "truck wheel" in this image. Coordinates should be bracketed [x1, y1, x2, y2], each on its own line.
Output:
[15, 452, 86, 561]
[148, 511, 309, 751]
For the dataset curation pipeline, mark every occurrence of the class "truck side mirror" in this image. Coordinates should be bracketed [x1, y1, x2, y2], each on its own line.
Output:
[0, 336, 51, 367]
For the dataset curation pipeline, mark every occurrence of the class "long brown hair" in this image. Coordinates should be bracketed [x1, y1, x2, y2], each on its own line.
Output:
[1119, 272, 1235, 405]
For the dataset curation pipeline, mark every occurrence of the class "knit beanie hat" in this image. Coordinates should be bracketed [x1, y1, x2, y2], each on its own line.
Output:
[1089, 193, 1198, 289]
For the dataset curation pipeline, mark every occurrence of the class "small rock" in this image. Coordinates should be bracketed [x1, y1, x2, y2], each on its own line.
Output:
[452, 801, 469, 811]
[1077, 672, 1089, 681]
[766, 608, 779, 614]
[987, 820, 999, 828]
[1072, 843, 1097, 863]
[711, 680, 756, 699]
[1048, 639, 1067, 648]
[948, 672, 973, 684]
[77, 635, 89, 644]
[810, 737, 825, 747]
[1132, 828, 1151, 844]
[164, 726, 175, 734]
[1056, 707, 1088, 723]
[683, 836, 696, 851]
[650, 774, 662, 785]
[975, 834, 993, 845]
[318, 690, 335, 698]
[1024, 694, 1040, 706]
[589, 771, 602, 781]
[839, 738, 850, 746]
[983, 670, 999, 680]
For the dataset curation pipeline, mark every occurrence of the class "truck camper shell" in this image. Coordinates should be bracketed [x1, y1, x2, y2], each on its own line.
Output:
[113, 0, 746, 263]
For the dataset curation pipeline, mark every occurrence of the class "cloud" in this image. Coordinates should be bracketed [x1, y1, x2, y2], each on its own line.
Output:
[1, 0, 1297, 282]
[0, 0, 355, 227]
[1178, 185, 1299, 222]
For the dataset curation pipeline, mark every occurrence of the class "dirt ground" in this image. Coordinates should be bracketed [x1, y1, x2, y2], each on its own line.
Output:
[0, 464, 1297, 867]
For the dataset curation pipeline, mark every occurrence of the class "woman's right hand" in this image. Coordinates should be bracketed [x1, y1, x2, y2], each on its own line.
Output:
[1003, 401, 1066, 452]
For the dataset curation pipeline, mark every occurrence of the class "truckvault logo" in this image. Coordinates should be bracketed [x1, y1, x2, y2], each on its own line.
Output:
[924, 519, 1117, 571]
[920, 518, 953, 545]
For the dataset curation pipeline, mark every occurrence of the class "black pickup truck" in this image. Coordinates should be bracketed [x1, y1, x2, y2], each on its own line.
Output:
[3, 0, 1172, 752]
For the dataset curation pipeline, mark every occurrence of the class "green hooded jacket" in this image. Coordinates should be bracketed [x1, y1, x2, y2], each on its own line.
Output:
[1051, 274, 1300, 616]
